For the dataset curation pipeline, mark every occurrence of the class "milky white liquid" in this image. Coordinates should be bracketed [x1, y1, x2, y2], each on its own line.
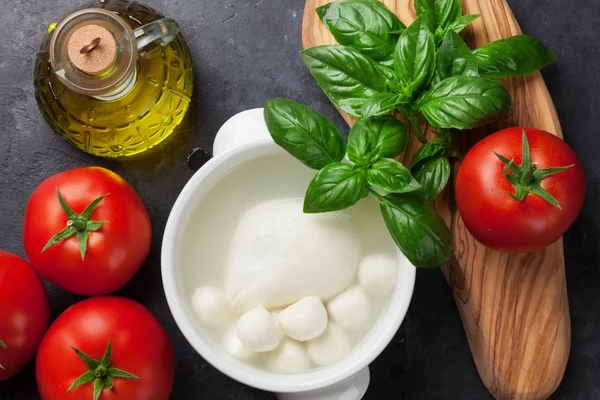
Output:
[179, 152, 398, 371]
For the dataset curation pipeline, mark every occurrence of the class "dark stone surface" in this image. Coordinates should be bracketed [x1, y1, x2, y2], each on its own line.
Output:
[0, 0, 598, 399]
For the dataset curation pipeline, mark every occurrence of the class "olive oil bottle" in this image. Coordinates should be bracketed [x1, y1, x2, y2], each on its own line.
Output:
[34, 0, 193, 157]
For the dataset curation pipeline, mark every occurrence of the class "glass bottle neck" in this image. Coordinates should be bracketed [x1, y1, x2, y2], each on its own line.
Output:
[49, 8, 138, 100]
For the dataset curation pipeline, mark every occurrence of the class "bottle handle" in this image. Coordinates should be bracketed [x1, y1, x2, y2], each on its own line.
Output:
[134, 18, 179, 51]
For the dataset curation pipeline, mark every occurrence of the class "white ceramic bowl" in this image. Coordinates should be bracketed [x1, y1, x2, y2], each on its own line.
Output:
[162, 109, 416, 399]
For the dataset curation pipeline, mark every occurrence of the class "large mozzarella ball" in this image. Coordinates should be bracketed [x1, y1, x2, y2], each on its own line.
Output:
[358, 254, 397, 295]
[225, 199, 360, 312]
[307, 324, 350, 366]
[223, 326, 255, 361]
[277, 296, 327, 342]
[236, 307, 282, 352]
[327, 286, 369, 330]
[191, 286, 227, 326]
[267, 340, 311, 374]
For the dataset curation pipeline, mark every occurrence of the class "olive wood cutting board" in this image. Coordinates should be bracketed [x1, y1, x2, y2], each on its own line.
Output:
[302, 1, 570, 399]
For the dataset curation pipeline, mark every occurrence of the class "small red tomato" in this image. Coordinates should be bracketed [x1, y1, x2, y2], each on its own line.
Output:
[23, 167, 151, 296]
[456, 127, 585, 253]
[0, 250, 50, 380]
[36, 297, 174, 400]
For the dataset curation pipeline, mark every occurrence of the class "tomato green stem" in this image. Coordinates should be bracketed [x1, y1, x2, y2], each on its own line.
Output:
[41, 188, 109, 260]
[94, 364, 107, 378]
[71, 219, 87, 231]
[495, 130, 573, 209]
[67, 340, 140, 400]
[520, 163, 537, 185]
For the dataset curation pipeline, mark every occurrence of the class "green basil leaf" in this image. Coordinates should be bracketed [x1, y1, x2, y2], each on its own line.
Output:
[411, 156, 451, 200]
[417, 75, 512, 129]
[379, 57, 394, 68]
[265, 98, 346, 170]
[414, 0, 437, 33]
[433, 30, 479, 84]
[472, 35, 556, 78]
[347, 116, 409, 165]
[379, 193, 451, 268]
[410, 138, 449, 168]
[301, 45, 388, 117]
[415, 0, 463, 33]
[393, 17, 436, 93]
[435, 0, 462, 31]
[367, 158, 421, 194]
[360, 93, 407, 118]
[304, 163, 367, 213]
[317, 0, 406, 60]
[376, 63, 396, 81]
[447, 14, 481, 34]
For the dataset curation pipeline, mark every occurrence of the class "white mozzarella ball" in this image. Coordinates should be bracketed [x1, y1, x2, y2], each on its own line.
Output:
[358, 254, 397, 295]
[307, 324, 350, 366]
[191, 287, 227, 326]
[267, 340, 311, 374]
[277, 296, 328, 342]
[223, 326, 254, 361]
[326, 286, 369, 330]
[236, 307, 282, 352]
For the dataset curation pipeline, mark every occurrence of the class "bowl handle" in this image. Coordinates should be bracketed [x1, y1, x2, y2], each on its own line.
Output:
[213, 108, 271, 157]
[276, 366, 370, 400]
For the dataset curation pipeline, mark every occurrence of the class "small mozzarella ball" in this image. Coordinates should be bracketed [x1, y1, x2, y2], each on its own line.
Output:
[267, 340, 311, 374]
[277, 296, 327, 341]
[191, 287, 227, 326]
[236, 307, 282, 352]
[327, 286, 369, 330]
[223, 326, 254, 361]
[307, 324, 350, 366]
[358, 254, 397, 295]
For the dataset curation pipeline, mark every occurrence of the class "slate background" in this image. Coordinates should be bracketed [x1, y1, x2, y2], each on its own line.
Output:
[0, 0, 598, 399]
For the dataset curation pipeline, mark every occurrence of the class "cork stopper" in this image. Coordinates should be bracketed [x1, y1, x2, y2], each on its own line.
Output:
[67, 24, 116, 75]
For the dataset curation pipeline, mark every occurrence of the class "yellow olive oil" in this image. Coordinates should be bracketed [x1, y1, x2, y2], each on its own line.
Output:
[34, 1, 193, 157]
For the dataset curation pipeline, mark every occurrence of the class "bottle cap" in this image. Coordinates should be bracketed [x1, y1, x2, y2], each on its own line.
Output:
[67, 24, 117, 75]
[49, 9, 137, 97]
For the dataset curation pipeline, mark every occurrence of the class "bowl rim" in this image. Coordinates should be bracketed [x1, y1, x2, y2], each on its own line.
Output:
[161, 138, 416, 393]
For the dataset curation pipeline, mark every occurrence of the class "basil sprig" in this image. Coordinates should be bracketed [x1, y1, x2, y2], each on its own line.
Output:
[415, 0, 480, 42]
[265, 99, 450, 268]
[268, 0, 557, 269]
[303, 0, 554, 130]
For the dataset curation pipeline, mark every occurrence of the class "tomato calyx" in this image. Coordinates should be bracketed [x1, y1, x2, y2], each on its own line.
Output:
[495, 130, 574, 209]
[41, 187, 109, 260]
[67, 340, 140, 400]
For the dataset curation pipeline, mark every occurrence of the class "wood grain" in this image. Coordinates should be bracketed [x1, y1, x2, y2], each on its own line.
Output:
[302, 1, 570, 399]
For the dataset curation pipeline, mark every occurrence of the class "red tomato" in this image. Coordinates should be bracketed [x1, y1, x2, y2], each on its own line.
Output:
[456, 127, 585, 253]
[23, 167, 151, 296]
[36, 297, 174, 400]
[0, 250, 49, 380]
